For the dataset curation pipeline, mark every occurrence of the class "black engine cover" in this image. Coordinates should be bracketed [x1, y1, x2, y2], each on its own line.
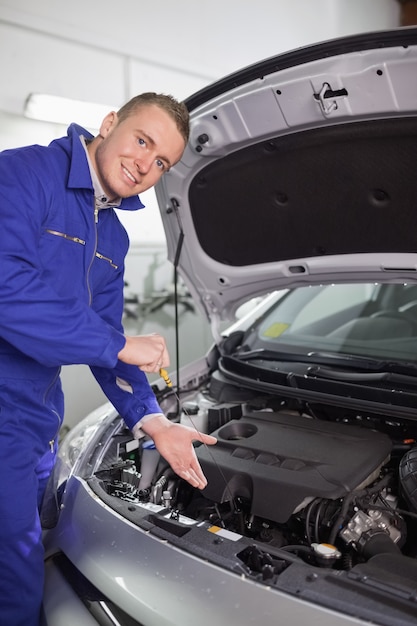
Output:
[197, 411, 392, 523]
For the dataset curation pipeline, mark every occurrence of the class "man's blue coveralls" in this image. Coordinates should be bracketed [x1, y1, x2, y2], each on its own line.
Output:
[0, 123, 164, 625]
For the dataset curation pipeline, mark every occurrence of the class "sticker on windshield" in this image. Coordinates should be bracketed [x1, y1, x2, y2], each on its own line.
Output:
[263, 322, 290, 337]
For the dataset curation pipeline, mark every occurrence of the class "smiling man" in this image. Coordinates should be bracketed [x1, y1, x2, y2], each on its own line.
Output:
[88, 95, 186, 198]
[0, 92, 216, 626]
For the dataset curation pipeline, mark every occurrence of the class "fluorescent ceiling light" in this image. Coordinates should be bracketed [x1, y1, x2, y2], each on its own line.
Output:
[24, 93, 117, 129]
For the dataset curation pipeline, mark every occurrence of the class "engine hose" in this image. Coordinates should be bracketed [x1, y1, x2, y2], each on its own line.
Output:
[341, 552, 353, 570]
[328, 492, 356, 546]
[361, 532, 401, 559]
[305, 498, 321, 544]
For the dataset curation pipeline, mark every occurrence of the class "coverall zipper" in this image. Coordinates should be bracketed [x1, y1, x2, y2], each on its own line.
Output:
[43, 369, 61, 453]
[86, 204, 99, 305]
[95, 252, 118, 269]
[45, 229, 86, 245]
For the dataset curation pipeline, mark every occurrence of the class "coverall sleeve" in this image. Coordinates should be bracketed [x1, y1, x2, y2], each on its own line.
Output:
[88, 250, 164, 431]
[0, 151, 125, 368]
[91, 361, 164, 431]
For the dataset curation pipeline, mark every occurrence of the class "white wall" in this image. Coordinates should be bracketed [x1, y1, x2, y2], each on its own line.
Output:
[0, 0, 401, 426]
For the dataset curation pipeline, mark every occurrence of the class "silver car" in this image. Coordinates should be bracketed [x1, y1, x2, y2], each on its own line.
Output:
[42, 26, 417, 626]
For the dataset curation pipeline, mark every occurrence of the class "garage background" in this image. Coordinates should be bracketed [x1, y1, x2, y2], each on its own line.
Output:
[0, 0, 409, 427]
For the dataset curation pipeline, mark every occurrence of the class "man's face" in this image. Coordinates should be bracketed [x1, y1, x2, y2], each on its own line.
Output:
[90, 104, 186, 200]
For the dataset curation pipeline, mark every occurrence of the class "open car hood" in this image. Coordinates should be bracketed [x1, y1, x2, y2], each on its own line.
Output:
[155, 27, 417, 324]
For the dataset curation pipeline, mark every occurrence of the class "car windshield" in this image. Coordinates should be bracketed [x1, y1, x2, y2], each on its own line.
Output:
[237, 282, 417, 365]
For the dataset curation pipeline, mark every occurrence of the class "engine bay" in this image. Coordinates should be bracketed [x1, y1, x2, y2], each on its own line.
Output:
[89, 366, 417, 584]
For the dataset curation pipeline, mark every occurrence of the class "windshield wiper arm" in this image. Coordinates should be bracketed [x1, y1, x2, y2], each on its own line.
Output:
[236, 349, 314, 363]
[308, 351, 417, 377]
[235, 349, 417, 377]
[307, 365, 417, 386]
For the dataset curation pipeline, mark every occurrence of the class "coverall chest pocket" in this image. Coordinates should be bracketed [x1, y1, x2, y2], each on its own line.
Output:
[39, 226, 89, 298]
[90, 246, 122, 297]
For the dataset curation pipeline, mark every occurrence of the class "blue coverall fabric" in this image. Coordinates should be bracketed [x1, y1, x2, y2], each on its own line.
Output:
[0, 123, 164, 625]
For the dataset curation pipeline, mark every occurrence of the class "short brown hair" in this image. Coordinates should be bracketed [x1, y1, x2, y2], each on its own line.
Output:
[117, 92, 190, 145]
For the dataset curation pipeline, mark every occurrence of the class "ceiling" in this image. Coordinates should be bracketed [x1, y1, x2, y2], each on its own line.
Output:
[0, 0, 400, 119]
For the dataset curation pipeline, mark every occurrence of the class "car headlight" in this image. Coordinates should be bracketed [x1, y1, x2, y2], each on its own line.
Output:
[41, 402, 117, 529]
